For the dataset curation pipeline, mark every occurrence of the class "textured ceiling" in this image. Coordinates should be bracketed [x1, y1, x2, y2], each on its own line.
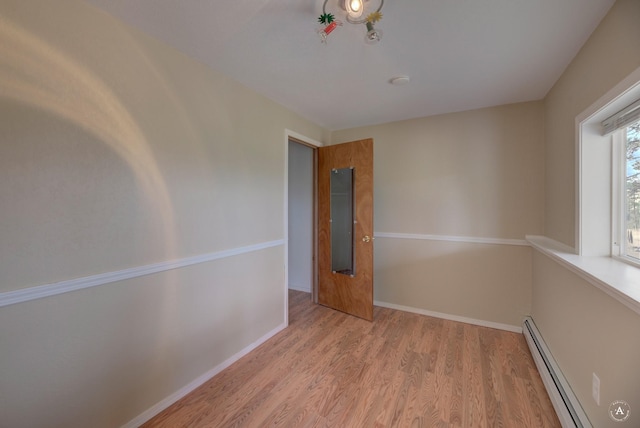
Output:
[86, 0, 615, 131]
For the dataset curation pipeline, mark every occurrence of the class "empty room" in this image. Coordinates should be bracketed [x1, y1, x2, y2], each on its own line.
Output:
[1, 0, 639, 427]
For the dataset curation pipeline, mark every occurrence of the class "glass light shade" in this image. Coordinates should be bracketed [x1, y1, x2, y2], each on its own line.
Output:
[345, 0, 363, 19]
[365, 28, 382, 44]
[365, 21, 382, 44]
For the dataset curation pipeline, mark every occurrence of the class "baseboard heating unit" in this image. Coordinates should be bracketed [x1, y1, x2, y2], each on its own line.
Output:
[522, 317, 592, 428]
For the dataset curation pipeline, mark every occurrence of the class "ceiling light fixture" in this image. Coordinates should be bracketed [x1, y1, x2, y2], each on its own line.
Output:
[318, 0, 384, 44]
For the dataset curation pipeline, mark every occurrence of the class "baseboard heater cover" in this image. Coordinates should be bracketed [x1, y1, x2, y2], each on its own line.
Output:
[522, 317, 592, 428]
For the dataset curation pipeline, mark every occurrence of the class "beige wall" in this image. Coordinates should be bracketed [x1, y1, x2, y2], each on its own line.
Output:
[544, 0, 640, 247]
[0, 0, 325, 426]
[535, 0, 640, 426]
[3, 0, 639, 426]
[532, 253, 640, 428]
[332, 102, 545, 327]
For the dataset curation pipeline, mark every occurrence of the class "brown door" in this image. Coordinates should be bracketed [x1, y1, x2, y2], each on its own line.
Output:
[317, 139, 374, 320]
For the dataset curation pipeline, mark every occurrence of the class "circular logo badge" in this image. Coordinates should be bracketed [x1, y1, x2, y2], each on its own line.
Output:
[609, 400, 631, 422]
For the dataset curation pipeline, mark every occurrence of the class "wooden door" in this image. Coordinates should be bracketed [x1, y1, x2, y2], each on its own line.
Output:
[317, 139, 373, 320]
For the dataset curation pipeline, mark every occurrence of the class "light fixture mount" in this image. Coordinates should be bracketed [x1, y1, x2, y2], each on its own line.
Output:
[318, 0, 384, 44]
[389, 76, 410, 86]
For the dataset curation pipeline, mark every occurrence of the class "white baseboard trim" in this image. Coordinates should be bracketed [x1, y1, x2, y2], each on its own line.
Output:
[374, 232, 529, 247]
[374, 300, 523, 333]
[1, 239, 285, 308]
[121, 321, 287, 428]
[288, 283, 311, 293]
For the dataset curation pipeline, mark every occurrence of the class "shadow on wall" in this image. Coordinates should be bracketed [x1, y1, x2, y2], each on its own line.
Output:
[0, 15, 186, 419]
[0, 16, 177, 266]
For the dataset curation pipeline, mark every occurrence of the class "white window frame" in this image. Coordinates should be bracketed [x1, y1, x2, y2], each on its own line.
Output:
[576, 68, 640, 261]
[612, 129, 624, 257]
[612, 121, 640, 267]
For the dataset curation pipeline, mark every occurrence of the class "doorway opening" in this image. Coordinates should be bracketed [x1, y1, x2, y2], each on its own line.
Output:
[285, 131, 322, 325]
[287, 139, 315, 293]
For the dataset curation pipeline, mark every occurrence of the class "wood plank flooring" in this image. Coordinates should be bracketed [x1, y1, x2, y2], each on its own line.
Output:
[143, 290, 560, 427]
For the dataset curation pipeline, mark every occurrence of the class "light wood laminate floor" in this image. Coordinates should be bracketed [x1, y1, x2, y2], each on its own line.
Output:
[144, 290, 560, 427]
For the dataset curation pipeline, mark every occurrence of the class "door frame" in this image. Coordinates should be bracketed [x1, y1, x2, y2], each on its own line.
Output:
[284, 129, 322, 326]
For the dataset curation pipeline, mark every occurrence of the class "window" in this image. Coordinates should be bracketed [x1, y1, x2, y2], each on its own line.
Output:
[622, 120, 640, 262]
[568, 70, 640, 312]
[578, 70, 640, 261]
[608, 97, 640, 266]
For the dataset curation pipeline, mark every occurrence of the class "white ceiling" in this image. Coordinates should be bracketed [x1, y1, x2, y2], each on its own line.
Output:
[86, 0, 615, 131]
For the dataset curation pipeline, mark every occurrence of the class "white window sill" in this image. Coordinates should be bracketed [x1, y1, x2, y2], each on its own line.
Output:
[527, 235, 640, 316]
